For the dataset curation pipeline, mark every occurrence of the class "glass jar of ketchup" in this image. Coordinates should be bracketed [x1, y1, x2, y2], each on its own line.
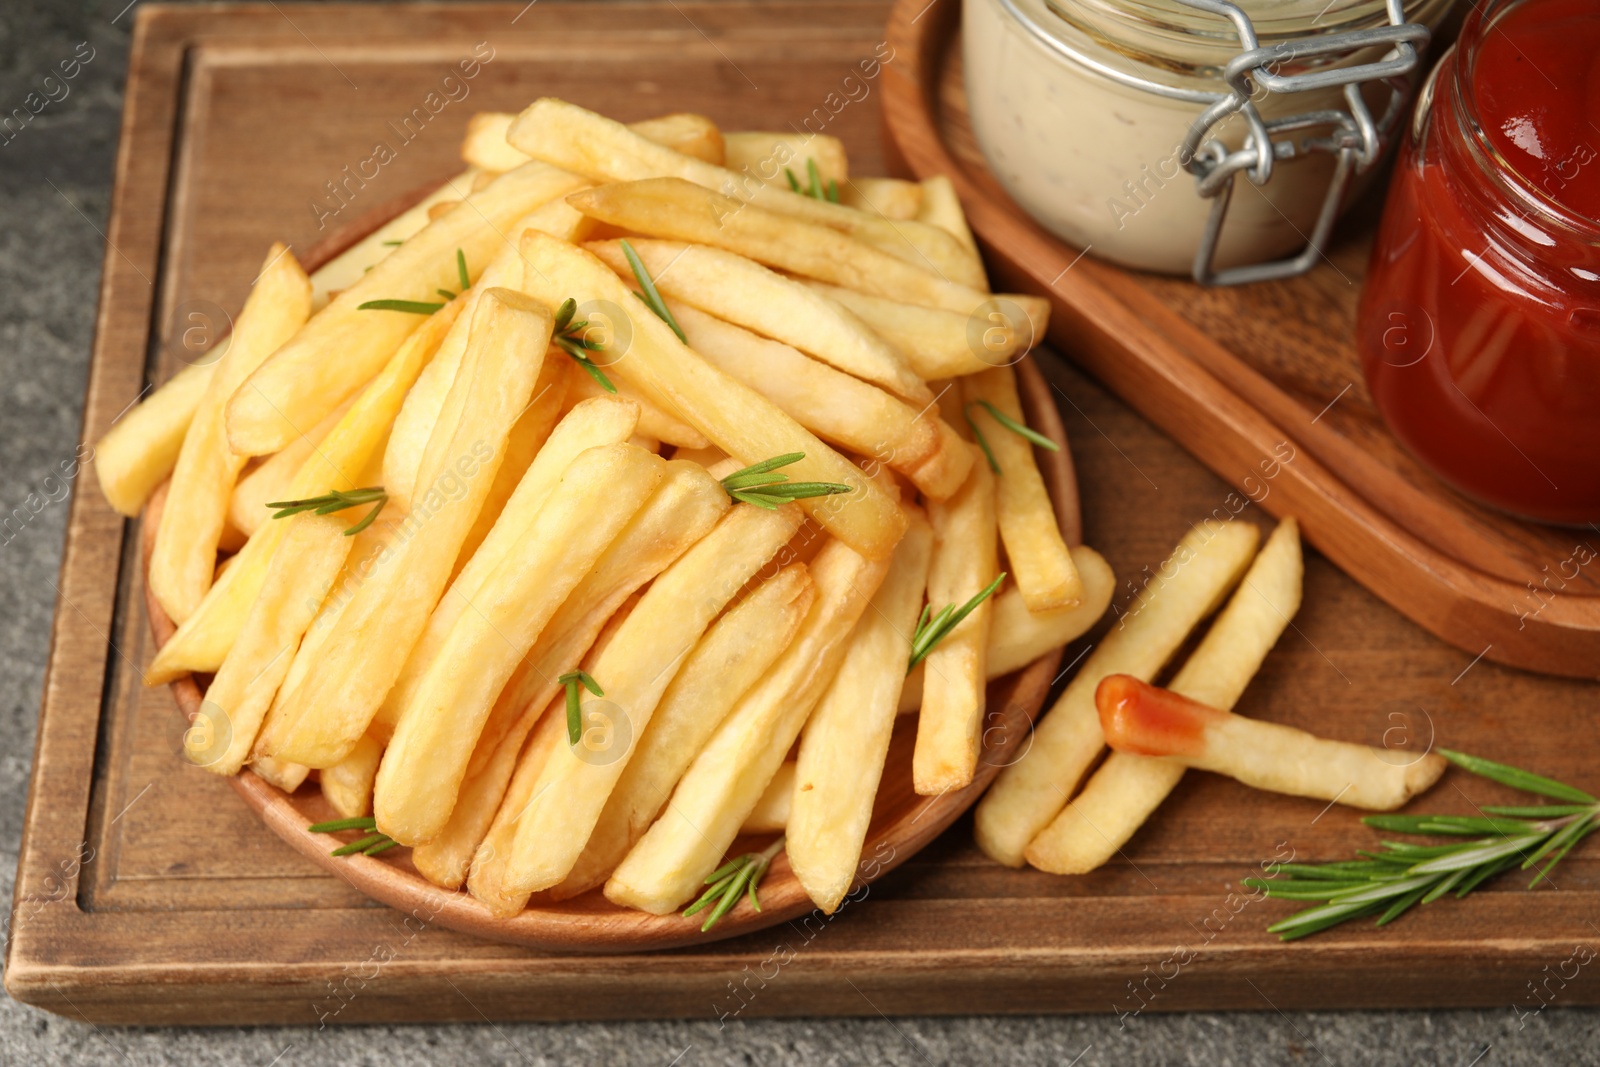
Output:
[1358, 0, 1600, 526]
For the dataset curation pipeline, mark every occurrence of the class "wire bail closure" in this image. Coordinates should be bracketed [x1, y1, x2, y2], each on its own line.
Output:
[1177, 0, 1431, 285]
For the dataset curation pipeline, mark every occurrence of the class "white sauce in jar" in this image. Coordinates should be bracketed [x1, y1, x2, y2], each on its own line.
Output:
[963, 0, 1453, 275]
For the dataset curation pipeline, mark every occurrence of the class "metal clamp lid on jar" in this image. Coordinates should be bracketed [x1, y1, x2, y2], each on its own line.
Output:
[996, 0, 1433, 286]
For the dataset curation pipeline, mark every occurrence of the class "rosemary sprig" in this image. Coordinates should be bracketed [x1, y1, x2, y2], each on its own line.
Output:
[1247, 749, 1600, 940]
[266, 486, 388, 536]
[357, 299, 445, 315]
[307, 816, 401, 857]
[559, 669, 604, 745]
[965, 400, 1061, 477]
[620, 238, 687, 342]
[551, 297, 618, 394]
[785, 159, 839, 203]
[908, 572, 1007, 670]
[964, 404, 1002, 474]
[683, 835, 785, 931]
[719, 453, 853, 510]
[381, 239, 404, 247]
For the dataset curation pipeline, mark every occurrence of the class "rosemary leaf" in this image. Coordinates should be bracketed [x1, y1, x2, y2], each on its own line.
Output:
[907, 572, 1007, 670]
[620, 238, 686, 343]
[456, 247, 470, 292]
[975, 399, 1060, 452]
[1440, 748, 1598, 804]
[559, 669, 604, 745]
[266, 487, 388, 536]
[357, 299, 445, 315]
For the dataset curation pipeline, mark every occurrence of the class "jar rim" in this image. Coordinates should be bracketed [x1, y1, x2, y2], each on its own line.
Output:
[1448, 0, 1600, 235]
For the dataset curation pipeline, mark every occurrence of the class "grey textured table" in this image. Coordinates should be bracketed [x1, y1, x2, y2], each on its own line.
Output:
[1, 2, 1594, 1063]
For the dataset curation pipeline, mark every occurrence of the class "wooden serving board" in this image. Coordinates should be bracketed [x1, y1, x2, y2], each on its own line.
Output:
[880, 0, 1600, 679]
[9, 1, 1600, 1025]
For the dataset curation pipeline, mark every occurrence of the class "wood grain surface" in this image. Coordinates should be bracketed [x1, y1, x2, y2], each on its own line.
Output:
[879, 0, 1600, 678]
[8, 1, 1600, 1026]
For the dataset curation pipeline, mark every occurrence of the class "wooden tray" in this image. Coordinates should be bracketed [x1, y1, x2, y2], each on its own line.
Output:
[9, 0, 1600, 1025]
[880, 0, 1600, 679]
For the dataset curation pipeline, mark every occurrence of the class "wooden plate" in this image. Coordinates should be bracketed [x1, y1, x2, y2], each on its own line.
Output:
[880, 0, 1600, 678]
[139, 191, 1082, 953]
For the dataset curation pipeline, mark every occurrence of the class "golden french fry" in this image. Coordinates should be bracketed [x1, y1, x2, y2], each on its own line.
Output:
[228, 399, 351, 537]
[917, 175, 980, 256]
[258, 289, 554, 767]
[451, 357, 569, 579]
[226, 162, 586, 456]
[1026, 519, 1303, 873]
[791, 509, 933, 913]
[586, 239, 929, 405]
[503, 502, 806, 901]
[900, 544, 1114, 712]
[552, 557, 813, 901]
[517, 232, 907, 560]
[914, 456, 999, 794]
[673, 304, 970, 500]
[416, 467, 727, 889]
[840, 177, 923, 220]
[974, 519, 1261, 867]
[466, 698, 565, 914]
[186, 510, 353, 776]
[605, 538, 891, 915]
[150, 244, 312, 622]
[800, 282, 1047, 381]
[563, 366, 710, 449]
[310, 171, 478, 310]
[508, 99, 981, 286]
[321, 730, 385, 818]
[250, 754, 309, 794]
[464, 111, 726, 173]
[374, 443, 669, 844]
[380, 199, 586, 511]
[723, 131, 847, 185]
[567, 178, 989, 313]
[145, 302, 462, 685]
[379, 394, 642, 727]
[963, 367, 1081, 611]
[94, 357, 217, 517]
[742, 761, 797, 834]
[1095, 673, 1446, 809]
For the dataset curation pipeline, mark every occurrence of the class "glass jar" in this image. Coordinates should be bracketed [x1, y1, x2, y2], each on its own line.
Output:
[1358, 0, 1600, 526]
[963, 0, 1455, 280]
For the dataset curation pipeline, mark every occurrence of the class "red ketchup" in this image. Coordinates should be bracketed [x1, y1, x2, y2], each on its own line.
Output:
[1358, 0, 1600, 525]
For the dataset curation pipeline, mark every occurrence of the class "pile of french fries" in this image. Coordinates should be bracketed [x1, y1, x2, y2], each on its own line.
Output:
[98, 98, 1124, 921]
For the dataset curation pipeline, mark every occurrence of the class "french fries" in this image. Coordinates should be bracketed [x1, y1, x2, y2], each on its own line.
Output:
[380, 394, 641, 726]
[743, 761, 797, 834]
[416, 465, 727, 889]
[552, 557, 812, 900]
[508, 99, 982, 286]
[310, 172, 477, 309]
[917, 175, 982, 261]
[257, 289, 553, 767]
[149, 245, 312, 622]
[321, 730, 384, 818]
[840, 177, 923, 220]
[227, 399, 351, 537]
[463, 111, 726, 173]
[95, 357, 217, 518]
[146, 302, 463, 685]
[1096, 674, 1448, 809]
[791, 509, 933, 912]
[1025, 519, 1303, 873]
[563, 369, 710, 450]
[801, 282, 1046, 381]
[499, 502, 805, 902]
[963, 367, 1082, 611]
[586, 239, 930, 404]
[723, 131, 847, 185]
[516, 231, 907, 560]
[673, 304, 971, 500]
[567, 178, 991, 314]
[606, 538, 891, 914]
[914, 456, 999, 794]
[900, 545, 1115, 712]
[226, 163, 586, 456]
[974, 520, 1260, 867]
[374, 443, 669, 845]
